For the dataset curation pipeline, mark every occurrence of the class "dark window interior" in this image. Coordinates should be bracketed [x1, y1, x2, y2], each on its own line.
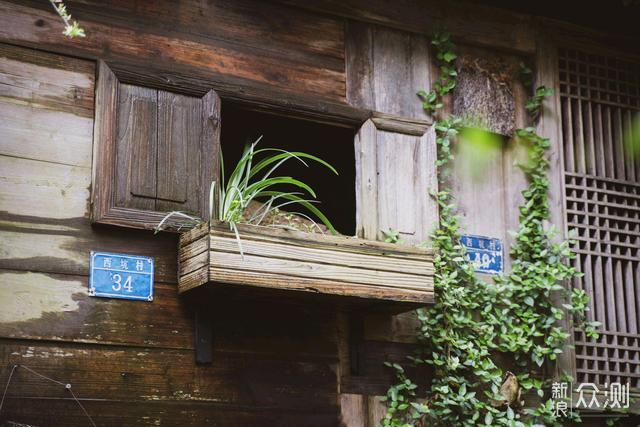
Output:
[220, 102, 356, 236]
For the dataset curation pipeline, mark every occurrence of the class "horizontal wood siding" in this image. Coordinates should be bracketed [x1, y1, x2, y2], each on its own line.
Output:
[0, 0, 347, 106]
[0, 43, 339, 425]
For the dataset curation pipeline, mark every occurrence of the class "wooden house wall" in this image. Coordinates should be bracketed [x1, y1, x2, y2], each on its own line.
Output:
[0, 0, 635, 426]
[0, 42, 341, 426]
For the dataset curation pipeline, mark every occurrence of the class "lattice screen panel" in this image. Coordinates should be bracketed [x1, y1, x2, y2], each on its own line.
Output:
[559, 48, 640, 388]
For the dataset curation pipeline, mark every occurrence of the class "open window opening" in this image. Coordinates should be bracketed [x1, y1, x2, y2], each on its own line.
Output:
[220, 102, 357, 236]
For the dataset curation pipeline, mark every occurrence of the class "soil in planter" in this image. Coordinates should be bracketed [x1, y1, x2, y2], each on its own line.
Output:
[221, 102, 356, 236]
[242, 200, 329, 234]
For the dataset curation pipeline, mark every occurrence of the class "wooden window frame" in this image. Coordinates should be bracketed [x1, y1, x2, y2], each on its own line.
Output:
[539, 25, 640, 400]
[91, 61, 220, 231]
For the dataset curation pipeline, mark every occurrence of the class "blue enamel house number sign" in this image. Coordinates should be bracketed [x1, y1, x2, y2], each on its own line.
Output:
[90, 251, 154, 301]
[461, 235, 503, 275]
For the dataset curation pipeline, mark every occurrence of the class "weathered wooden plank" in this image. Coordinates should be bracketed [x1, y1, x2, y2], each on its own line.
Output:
[371, 26, 429, 120]
[91, 60, 118, 224]
[199, 222, 433, 259]
[452, 131, 507, 256]
[0, 1, 346, 102]
[0, 156, 90, 220]
[501, 82, 529, 269]
[346, 22, 430, 120]
[345, 20, 374, 117]
[0, 43, 94, 168]
[199, 89, 221, 222]
[208, 251, 430, 291]
[370, 113, 431, 136]
[0, 269, 191, 349]
[0, 268, 339, 354]
[0, 214, 179, 283]
[180, 250, 209, 278]
[206, 235, 434, 276]
[380, 125, 435, 246]
[366, 396, 387, 427]
[536, 36, 575, 380]
[71, 0, 345, 63]
[115, 84, 158, 210]
[339, 394, 366, 427]
[206, 268, 433, 304]
[355, 119, 379, 240]
[156, 91, 202, 211]
[0, 340, 338, 411]
[179, 220, 434, 304]
[279, 0, 536, 54]
[0, 102, 93, 168]
[0, 42, 94, 118]
[0, 397, 338, 427]
[376, 129, 436, 244]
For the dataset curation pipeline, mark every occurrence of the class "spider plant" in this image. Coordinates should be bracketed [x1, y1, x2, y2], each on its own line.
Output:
[155, 137, 338, 254]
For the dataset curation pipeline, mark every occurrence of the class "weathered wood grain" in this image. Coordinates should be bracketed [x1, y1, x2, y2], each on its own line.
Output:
[0, 340, 338, 411]
[0, 43, 94, 118]
[178, 222, 434, 304]
[0, 74, 181, 282]
[375, 129, 436, 244]
[0, 269, 191, 349]
[156, 91, 203, 212]
[0, 397, 338, 427]
[0, 272, 339, 353]
[0, 217, 179, 284]
[72, 0, 346, 63]
[0, 0, 346, 102]
[346, 21, 430, 120]
[370, 113, 431, 136]
[205, 268, 432, 306]
[204, 235, 434, 276]
[208, 251, 429, 291]
[354, 120, 438, 245]
[0, 43, 94, 168]
[339, 394, 366, 427]
[0, 156, 90, 220]
[181, 221, 433, 258]
[354, 119, 379, 240]
[281, 0, 536, 54]
[115, 84, 158, 211]
[0, 102, 93, 168]
[536, 38, 567, 234]
[93, 62, 220, 231]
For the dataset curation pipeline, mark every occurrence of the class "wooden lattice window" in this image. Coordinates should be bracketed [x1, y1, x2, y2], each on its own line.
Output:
[559, 48, 640, 388]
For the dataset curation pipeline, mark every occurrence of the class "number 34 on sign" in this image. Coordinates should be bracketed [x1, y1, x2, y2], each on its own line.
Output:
[90, 251, 154, 301]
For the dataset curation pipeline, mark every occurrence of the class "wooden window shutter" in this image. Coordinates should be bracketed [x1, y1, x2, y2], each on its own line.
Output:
[558, 48, 640, 389]
[91, 61, 220, 230]
[355, 118, 438, 245]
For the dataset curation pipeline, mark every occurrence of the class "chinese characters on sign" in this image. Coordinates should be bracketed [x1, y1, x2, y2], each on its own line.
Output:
[551, 381, 630, 418]
[460, 235, 503, 275]
[89, 251, 154, 301]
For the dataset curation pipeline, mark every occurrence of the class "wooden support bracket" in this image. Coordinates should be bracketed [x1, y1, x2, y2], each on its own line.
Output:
[348, 312, 365, 376]
[195, 309, 213, 364]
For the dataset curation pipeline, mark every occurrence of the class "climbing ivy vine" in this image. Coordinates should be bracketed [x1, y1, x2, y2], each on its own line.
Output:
[382, 32, 599, 426]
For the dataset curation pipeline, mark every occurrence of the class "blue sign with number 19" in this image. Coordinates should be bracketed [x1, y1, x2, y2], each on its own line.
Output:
[90, 251, 154, 301]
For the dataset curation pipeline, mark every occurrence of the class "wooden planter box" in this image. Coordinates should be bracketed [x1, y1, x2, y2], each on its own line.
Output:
[178, 221, 434, 308]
